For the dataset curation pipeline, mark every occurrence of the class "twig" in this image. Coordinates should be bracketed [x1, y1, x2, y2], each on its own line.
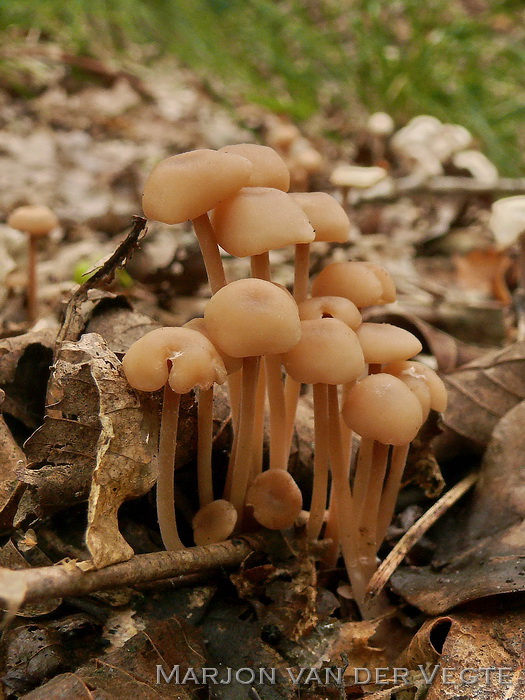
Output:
[54, 215, 147, 354]
[0, 536, 260, 607]
[366, 472, 478, 600]
[354, 176, 525, 206]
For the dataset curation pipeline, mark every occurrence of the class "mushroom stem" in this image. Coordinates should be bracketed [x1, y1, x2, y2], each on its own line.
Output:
[197, 387, 215, 507]
[293, 242, 310, 303]
[283, 375, 301, 455]
[352, 438, 375, 529]
[251, 361, 267, 479]
[358, 441, 389, 579]
[157, 384, 184, 551]
[307, 383, 330, 540]
[265, 355, 288, 470]
[375, 443, 410, 549]
[229, 356, 261, 518]
[326, 384, 367, 608]
[250, 252, 271, 281]
[192, 213, 227, 294]
[341, 382, 355, 469]
[27, 233, 39, 323]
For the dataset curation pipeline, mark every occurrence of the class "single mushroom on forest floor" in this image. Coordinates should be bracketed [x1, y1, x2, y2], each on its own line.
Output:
[329, 165, 388, 209]
[122, 327, 227, 551]
[204, 278, 301, 518]
[7, 205, 58, 323]
[142, 148, 253, 294]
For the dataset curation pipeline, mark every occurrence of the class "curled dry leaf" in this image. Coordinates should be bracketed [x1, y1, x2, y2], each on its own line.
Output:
[19, 333, 155, 568]
[0, 329, 55, 429]
[392, 400, 525, 614]
[0, 395, 26, 531]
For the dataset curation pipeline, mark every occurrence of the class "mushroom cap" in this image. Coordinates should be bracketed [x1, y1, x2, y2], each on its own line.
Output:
[452, 150, 498, 185]
[384, 360, 448, 412]
[388, 368, 432, 421]
[311, 261, 384, 308]
[266, 122, 300, 151]
[218, 143, 290, 191]
[342, 373, 423, 445]
[429, 123, 472, 163]
[246, 469, 303, 529]
[356, 323, 422, 364]
[183, 317, 242, 375]
[281, 318, 365, 385]
[367, 111, 395, 136]
[192, 499, 237, 545]
[204, 278, 301, 357]
[289, 141, 324, 174]
[298, 296, 361, 330]
[142, 149, 253, 224]
[289, 192, 350, 243]
[330, 165, 387, 189]
[392, 115, 442, 150]
[489, 196, 525, 249]
[362, 262, 397, 303]
[211, 187, 315, 257]
[122, 326, 227, 394]
[8, 205, 58, 236]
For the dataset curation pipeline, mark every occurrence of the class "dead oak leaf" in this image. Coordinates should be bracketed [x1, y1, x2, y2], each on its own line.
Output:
[19, 333, 155, 568]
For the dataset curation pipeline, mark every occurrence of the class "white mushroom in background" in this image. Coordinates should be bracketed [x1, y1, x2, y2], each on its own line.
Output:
[452, 150, 498, 185]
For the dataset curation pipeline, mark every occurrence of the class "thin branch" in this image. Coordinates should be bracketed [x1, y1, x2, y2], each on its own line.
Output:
[354, 176, 525, 206]
[365, 472, 478, 601]
[0, 537, 259, 607]
[54, 215, 147, 353]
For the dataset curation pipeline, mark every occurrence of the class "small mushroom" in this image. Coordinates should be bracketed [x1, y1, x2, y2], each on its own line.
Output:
[122, 327, 227, 550]
[452, 150, 498, 185]
[329, 165, 388, 208]
[204, 278, 301, 516]
[7, 205, 58, 322]
[218, 143, 290, 192]
[246, 469, 303, 530]
[142, 149, 253, 293]
[489, 196, 525, 337]
[342, 373, 424, 593]
[311, 261, 385, 308]
[192, 499, 238, 545]
[355, 323, 423, 371]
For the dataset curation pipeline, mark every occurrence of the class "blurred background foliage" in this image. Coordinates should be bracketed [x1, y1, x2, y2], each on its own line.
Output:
[1, 0, 525, 173]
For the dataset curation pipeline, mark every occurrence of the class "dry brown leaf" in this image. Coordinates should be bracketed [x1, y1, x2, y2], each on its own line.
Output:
[440, 340, 525, 448]
[391, 399, 525, 613]
[425, 611, 525, 699]
[0, 401, 26, 531]
[454, 248, 512, 304]
[18, 334, 155, 569]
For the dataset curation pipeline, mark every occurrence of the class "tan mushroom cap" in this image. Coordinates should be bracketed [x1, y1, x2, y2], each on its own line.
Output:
[356, 323, 422, 364]
[330, 165, 387, 189]
[298, 296, 361, 330]
[266, 122, 300, 150]
[218, 143, 290, 191]
[122, 327, 227, 394]
[142, 149, 253, 224]
[211, 187, 314, 257]
[183, 317, 242, 375]
[342, 373, 423, 445]
[390, 370, 432, 421]
[384, 360, 448, 412]
[289, 192, 350, 243]
[362, 262, 397, 303]
[192, 499, 237, 545]
[204, 278, 301, 358]
[281, 318, 365, 385]
[311, 261, 384, 308]
[8, 205, 58, 237]
[290, 142, 324, 174]
[246, 469, 303, 530]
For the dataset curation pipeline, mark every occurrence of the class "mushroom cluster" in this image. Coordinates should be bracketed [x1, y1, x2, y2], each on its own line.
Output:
[122, 144, 447, 616]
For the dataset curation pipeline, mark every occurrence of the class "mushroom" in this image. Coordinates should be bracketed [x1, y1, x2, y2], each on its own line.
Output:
[355, 322, 423, 372]
[376, 360, 447, 546]
[183, 317, 242, 507]
[142, 148, 253, 294]
[7, 205, 58, 322]
[452, 150, 498, 185]
[329, 165, 388, 208]
[489, 196, 525, 338]
[204, 278, 301, 517]
[391, 115, 444, 178]
[192, 499, 237, 545]
[122, 327, 227, 550]
[246, 469, 303, 530]
[218, 143, 290, 193]
[311, 261, 387, 308]
[281, 318, 365, 558]
[342, 374, 424, 590]
[367, 112, 395, 164]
